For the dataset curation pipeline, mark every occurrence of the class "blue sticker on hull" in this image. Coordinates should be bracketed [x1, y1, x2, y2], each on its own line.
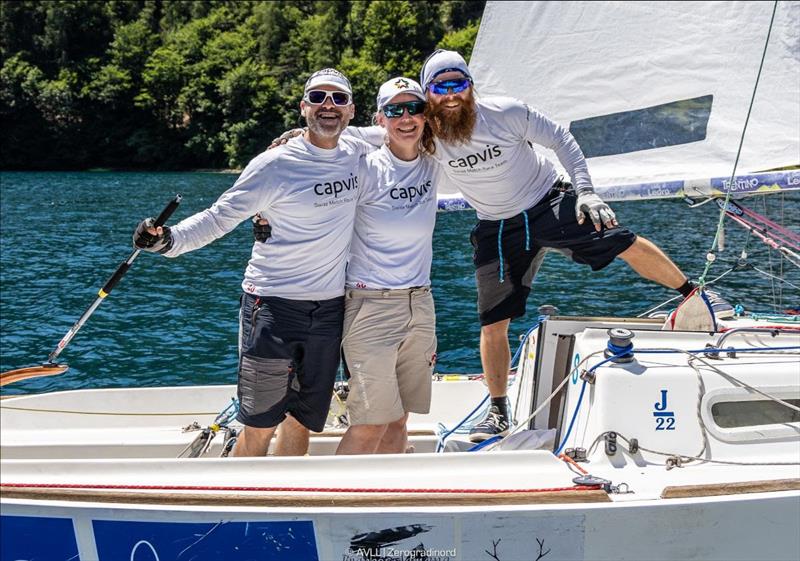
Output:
[1, 515, 79, 561]
[93, 519, 318, 561]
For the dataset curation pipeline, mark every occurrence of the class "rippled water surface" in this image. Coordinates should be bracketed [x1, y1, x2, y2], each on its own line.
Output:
[1, 172, 797, 394]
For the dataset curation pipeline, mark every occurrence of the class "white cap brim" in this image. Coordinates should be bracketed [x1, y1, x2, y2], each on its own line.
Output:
[376, 77, 426, 109]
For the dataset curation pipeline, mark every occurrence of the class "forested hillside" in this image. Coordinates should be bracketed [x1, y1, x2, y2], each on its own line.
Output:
[0, 0, 484, 170]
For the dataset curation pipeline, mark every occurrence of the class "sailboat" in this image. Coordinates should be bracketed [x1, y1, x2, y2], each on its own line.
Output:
[2, 2, 798, 560]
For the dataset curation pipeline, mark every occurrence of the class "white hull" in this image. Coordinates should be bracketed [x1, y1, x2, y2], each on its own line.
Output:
[2, 316, 799, 560]
[3, 491, 799, 561]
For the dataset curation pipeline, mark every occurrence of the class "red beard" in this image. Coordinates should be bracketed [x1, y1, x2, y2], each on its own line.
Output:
[424, 93, 477, 145]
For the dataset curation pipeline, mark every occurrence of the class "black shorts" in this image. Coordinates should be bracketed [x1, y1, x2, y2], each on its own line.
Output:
[471, 184, 636, 326]
[236, 293, 344, 432]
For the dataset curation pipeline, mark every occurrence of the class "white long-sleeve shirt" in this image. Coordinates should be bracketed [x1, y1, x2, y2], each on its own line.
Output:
[347, 145, 441, 289]
[349, 96, 594, 220]
[164, 135, 371, 300]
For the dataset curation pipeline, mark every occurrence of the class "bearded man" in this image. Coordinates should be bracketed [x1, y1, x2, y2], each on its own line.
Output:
[134, 68, 371, 456]
[416, 50, 731, 441]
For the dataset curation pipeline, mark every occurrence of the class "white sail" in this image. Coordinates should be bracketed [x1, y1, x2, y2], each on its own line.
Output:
[446, 0, 800, 203]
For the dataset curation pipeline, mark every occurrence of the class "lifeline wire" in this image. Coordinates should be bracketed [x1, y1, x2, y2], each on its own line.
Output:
[699, 0, 778, 286]
[587, 429, 800, 469]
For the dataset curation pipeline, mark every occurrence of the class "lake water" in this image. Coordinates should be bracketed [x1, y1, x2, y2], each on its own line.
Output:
[1, 172, 797, 395]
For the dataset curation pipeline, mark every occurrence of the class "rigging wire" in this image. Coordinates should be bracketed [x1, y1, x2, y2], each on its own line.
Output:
[698, 0, 779, 287]
[638, 250, 800, 319]
[751, 265, 800, 292]
[637, 267, 737, 317]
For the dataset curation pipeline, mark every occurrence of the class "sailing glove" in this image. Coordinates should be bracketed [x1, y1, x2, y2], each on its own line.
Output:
[133, 217, 173, 254]
[575, 192, 618, 231]
[253, 215, 272, 243]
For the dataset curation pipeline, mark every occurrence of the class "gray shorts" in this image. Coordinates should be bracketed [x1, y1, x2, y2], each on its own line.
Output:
[471, 183, 636, 325]
[342, 287, 437, 425]
[236, 293, 344, 432]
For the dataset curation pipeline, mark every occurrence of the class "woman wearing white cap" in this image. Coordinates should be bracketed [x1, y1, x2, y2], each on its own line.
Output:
[335, 77, 444, 455]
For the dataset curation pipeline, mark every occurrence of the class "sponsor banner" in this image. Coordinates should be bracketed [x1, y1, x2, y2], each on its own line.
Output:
[330, 516, 456, 561]
[436, 170, 799, 209]
[437, 195, 472, 211]
[707, 171, 800, 196]
[92, 519, 318, 561]
[328, 512, 585, 561]
[595, 180, 685, 201]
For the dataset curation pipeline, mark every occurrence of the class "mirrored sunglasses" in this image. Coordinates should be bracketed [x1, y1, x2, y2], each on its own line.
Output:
[381, 101, 426, 118]
[428, 78, 472, 96]
[304, 90, 352, 106]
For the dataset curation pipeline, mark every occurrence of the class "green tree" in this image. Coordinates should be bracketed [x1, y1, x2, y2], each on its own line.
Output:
[0, 1, 47, 64]
[0, 54, 48, 168]
[1, 0, 486, 170]
[361, 1, 442, 77]
[439, 20, 480, 61]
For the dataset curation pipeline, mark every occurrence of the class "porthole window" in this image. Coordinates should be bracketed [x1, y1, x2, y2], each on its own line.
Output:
[711, 399, 800, 428]
[701, 386, 800, 443]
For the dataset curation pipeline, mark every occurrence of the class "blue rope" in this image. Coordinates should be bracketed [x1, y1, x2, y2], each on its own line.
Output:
[510, 317, 545, 369]
[436, 317, 548, 452]
[498, 219, 505, 283]
[523, 210, 530, 251]
[626, 345, 798, 358]
[467, 435, 503, 452]
[435, 395, 489, 452]
[554, 378, 587, 455]
[587, 345, 800, 376]
[213, 398, 240, 428]
[606, 341, 633, 360]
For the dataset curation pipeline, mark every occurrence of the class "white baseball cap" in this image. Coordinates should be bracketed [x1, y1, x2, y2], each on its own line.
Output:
[304, 68, 353, 95]
[376, 77, 426, 110]
[420, 49, 472, 89]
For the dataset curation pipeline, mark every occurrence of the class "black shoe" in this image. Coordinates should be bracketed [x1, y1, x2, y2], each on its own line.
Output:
[469, 405, 510, 442]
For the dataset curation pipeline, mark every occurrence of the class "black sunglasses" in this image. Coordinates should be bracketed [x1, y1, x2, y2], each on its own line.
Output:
[382, 101, 426, 118]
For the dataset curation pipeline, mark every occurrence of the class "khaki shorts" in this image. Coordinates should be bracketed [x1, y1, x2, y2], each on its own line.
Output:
[342, 287, 437, 425]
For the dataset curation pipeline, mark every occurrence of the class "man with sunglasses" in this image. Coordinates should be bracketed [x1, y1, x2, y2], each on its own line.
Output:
[414, 50, 729, 442]
[133, 68, 372, 457]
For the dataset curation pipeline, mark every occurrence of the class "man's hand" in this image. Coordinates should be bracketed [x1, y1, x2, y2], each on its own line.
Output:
[268, 128, 306, 149]
[133, 217, 173, 253]
[253, 215, 272, 242]
[575, 192, 618, 231]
